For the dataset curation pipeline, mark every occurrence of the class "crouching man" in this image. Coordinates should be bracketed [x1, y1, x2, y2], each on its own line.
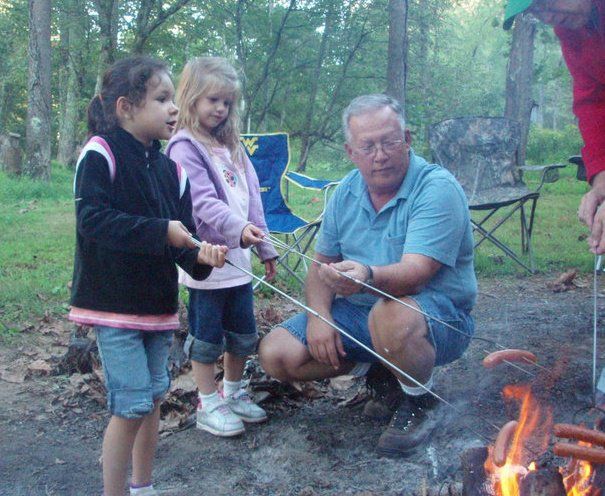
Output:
[259, 94, 477, 457]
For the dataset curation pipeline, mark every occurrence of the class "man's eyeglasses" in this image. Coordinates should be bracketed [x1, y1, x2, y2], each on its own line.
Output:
[354, 139, 404, 158]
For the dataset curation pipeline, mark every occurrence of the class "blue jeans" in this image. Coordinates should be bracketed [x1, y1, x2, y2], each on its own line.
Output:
[185, 283, 258, 364]
[280, 290, 474, 366]
[95, 326, 173, 419]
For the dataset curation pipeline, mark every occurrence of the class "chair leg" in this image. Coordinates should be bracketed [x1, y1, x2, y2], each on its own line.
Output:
[472, 221, 535, 274]
[472, 198, 538, 274]
[520, 197, 538, 272]
[291, 224, 320, 273]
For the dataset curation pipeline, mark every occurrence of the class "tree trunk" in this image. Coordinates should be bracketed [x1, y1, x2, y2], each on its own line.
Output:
[93, 0, 119, 93]
[298, 4, 334, 171]
[386, 0, 408, 113]
[240, 0, 296, 126]
[0, 80, 6, 132]
[235, 0, 249, 124]
[25, 0, 51, 181]
[504, 13, 536, 166]
[57, 0, 85, 167]
[258, 0, 274, 133]
[0, 133, 23, 176]
[417, 5, 432, 140]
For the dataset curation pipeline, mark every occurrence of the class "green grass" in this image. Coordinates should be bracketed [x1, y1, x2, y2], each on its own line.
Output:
[0, 157, 594, 340]
[0, 164, 75, 336]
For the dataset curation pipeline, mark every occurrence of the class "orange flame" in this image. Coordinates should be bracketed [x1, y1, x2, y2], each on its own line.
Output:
[486, 385, 552, 496]
[562, 442, 595, 496]
[485, 385, 598, 495]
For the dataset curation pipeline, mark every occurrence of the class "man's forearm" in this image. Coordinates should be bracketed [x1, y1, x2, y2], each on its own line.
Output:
[371, 254, 441, 298]
[305, 262, 336, 319]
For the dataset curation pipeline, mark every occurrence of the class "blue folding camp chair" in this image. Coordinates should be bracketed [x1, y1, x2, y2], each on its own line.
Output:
[240, 133, 339, 285]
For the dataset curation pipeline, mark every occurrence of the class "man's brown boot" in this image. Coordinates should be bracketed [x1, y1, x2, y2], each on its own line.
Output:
[363, 363, 403, 420]
[376, 392, 440, 457]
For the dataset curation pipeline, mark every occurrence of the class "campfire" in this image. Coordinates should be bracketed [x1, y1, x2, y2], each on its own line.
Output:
[462, 384, 604, 495]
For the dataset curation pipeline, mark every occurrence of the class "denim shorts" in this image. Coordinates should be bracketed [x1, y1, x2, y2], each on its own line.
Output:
[185, 283, 258, 364]
[280, 290, 474, 366]
[95, 326, 173, 419]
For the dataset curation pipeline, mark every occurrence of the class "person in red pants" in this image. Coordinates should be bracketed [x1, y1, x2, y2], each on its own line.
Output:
[505, 0, 605, 406]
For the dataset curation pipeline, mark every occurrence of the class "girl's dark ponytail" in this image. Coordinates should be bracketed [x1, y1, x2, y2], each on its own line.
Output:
[86, 56, 168, 137]
[87, 95, 108, 137]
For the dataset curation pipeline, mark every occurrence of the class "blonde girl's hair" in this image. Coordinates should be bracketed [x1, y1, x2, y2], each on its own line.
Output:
[175, 57, 243, 157]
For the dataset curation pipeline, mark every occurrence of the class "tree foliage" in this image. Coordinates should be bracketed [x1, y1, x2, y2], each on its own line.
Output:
[1, 0, 580, 176]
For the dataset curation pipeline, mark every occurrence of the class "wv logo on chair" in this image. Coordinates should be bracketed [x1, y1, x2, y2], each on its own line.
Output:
[240, 132, 338, 285]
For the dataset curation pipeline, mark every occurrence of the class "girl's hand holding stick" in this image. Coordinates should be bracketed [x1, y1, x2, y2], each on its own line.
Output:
[196, 241, 227, 268]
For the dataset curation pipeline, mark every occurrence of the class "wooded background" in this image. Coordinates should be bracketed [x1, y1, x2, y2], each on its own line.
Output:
[0, 0, 583, 180]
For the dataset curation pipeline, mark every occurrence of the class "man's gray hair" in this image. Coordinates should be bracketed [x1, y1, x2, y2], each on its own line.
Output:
[342, 94, 406, 143]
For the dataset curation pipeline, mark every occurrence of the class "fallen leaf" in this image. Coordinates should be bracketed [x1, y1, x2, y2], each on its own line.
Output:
[170, 370, 196, 393]
[0, 368, 26, 383]
[28, 359, 52, 375]
[250, 390, 271, 404]
[329, 375, 356, 391]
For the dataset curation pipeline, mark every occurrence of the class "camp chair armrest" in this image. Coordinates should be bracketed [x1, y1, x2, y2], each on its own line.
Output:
[568, 155, 586, 182]
[519, 163, 567, 191]
[285, 171, 339, 191]
[284, 171, 340, 214]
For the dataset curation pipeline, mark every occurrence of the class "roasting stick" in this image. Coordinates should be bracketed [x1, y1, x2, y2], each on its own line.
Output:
[264, 232, 548, 376]
[190, 236, 501, 436]
[594, 255, 602, 403]
[223, 255, 548, 459]
[232, 259, 502, 436]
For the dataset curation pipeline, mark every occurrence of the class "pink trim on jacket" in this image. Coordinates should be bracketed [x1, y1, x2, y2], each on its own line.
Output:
[69, 306, 179, 331]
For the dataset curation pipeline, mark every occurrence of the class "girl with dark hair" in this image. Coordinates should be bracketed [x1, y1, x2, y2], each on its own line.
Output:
[69, 55, 228, 496]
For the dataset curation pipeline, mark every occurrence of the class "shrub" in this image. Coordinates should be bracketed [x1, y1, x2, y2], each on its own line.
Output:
[526, 124, 583, 165]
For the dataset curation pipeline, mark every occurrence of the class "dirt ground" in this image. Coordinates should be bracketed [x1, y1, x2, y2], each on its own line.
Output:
[1, 272, 604, 496]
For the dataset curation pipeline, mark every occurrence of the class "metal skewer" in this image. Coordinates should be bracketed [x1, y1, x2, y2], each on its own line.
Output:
[229, 257, 503, 437]
[593, 255, 602, 403]
[190, 235, 501, 435]
[223, 254, 550, 459]
[191, 237, 560, 450]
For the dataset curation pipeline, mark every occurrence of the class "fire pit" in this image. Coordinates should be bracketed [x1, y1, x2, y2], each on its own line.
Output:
[459, 385, 605, 495]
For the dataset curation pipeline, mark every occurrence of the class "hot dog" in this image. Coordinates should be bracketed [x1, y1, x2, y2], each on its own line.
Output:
[482, 349, 538, 368]
[554, 423, 605, 448]
[493, 420, 519, 467]
[553, 442, 605, 464]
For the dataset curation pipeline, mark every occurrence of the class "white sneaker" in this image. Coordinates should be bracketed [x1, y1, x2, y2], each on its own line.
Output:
[222, 390, 268, 423]
[130, 486, 158, 496]
[196, 401, 245, 437]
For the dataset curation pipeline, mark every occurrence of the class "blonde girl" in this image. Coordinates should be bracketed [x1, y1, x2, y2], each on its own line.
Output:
[167, 57, 277, 437]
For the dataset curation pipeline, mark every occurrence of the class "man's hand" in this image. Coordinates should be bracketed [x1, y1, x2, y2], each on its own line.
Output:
[167, 220, 197, 249]
[196, 241, 228, 268]
[264, 258, 277, 281]
[317, 260, 369, 296]
[306, 317, 346, 369]
[240, 224, 265, 248]
[579, 172, 605, 254]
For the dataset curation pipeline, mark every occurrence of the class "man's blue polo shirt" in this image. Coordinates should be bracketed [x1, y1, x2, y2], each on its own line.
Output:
[315, 151, 477, 312]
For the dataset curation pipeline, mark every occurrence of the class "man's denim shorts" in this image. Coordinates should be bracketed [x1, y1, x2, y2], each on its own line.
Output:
[185, 283, 258, 364]
[95, 326, 174, 419]
[280, 290, 474, 366]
